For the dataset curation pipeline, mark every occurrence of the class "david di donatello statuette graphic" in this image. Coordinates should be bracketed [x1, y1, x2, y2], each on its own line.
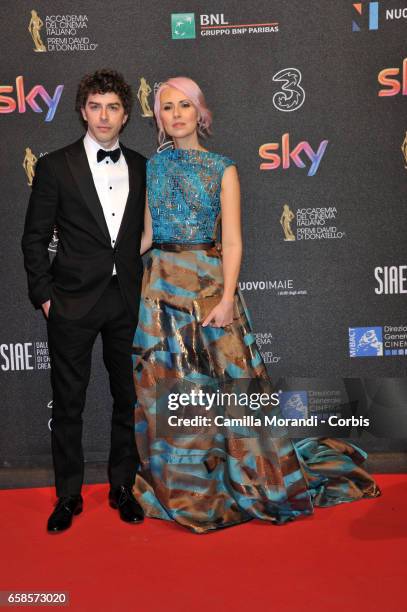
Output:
[21, 69, 146, 533]
[137, 77, 153, 117]
[280, 203, 295, 241]
[22, 147, 37, 186]
[28, 9, 46, 52]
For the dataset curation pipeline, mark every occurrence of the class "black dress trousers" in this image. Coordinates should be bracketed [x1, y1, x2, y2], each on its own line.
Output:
[47, 276, 139, 497]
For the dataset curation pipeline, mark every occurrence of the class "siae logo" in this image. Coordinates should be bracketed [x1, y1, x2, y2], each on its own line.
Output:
[374, 266, 407, 294]
[259, 134, 328, 176]
[1, 342, 35, 371]
[0, 341, 50, 371]
[378, 58, 407, 96]
[352, 2, 379, 31]
[0, 76, 63, 121]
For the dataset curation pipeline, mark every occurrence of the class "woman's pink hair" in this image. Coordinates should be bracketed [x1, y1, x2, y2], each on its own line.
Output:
[154, 77, 212, 145]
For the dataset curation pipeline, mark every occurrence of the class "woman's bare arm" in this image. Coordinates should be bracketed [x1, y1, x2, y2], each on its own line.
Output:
[202, 165, 242, 327]
[140, 193, 153, 255]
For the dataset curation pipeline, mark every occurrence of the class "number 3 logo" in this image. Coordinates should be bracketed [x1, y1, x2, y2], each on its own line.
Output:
[272, 68, 305, 112]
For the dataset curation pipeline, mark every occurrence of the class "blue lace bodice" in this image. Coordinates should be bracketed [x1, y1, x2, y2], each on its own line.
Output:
[147, 148, 235, 243]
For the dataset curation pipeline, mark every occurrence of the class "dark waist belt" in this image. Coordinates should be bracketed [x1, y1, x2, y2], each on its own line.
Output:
[151, 241, 216, 252]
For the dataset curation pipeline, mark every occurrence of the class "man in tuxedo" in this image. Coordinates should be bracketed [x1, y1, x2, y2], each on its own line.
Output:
[22, 69, 145, 532]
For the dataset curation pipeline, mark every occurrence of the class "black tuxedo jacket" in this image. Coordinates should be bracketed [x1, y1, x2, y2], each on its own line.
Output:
[21, 137, 146, 321]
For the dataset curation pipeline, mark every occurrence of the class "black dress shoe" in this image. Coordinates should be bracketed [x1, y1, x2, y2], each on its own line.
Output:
[47, 495, 83, 533]
[109, 485, 144, 523]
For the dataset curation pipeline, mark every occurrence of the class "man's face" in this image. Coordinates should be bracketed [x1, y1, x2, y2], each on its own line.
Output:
[81, 92, 128, 147]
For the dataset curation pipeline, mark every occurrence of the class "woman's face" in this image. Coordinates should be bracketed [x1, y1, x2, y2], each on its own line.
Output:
[159, 86, 199, 139]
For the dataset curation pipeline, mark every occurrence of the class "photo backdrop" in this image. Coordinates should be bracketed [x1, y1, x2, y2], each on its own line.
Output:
[1, 1, 406, 470]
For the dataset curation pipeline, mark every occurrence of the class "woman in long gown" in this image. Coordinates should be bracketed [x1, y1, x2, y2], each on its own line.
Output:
[132, 77, 380, 533]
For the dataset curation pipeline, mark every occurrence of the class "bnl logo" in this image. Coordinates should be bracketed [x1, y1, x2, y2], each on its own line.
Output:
[352, 2, 379, 31]
[171, 13, 196, 39]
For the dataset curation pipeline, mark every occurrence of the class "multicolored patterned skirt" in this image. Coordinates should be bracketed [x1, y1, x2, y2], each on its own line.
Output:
[132, 244, 380, 533]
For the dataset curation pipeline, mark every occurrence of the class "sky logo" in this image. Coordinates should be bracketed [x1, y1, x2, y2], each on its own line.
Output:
[352, 2, 379, 31]
[378, 58, 407, 96]
[259, 134, 328, 176]
[349, 327, 383, 357]
[0, 76, 63, 121]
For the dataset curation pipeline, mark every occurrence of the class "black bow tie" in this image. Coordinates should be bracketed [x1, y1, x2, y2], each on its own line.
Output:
[97, 148, 121, 163]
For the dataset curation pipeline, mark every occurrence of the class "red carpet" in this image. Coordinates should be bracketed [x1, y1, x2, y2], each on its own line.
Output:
[0, 474, 405, 612]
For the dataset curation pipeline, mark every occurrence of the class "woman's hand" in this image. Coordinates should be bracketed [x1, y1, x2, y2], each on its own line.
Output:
[202, 298, 234, 327]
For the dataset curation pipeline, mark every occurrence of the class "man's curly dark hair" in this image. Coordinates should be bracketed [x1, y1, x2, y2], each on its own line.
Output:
[75, 69, 133, 131]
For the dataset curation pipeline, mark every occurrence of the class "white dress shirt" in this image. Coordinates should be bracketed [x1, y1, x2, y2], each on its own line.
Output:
[83, 131, 129, 275]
